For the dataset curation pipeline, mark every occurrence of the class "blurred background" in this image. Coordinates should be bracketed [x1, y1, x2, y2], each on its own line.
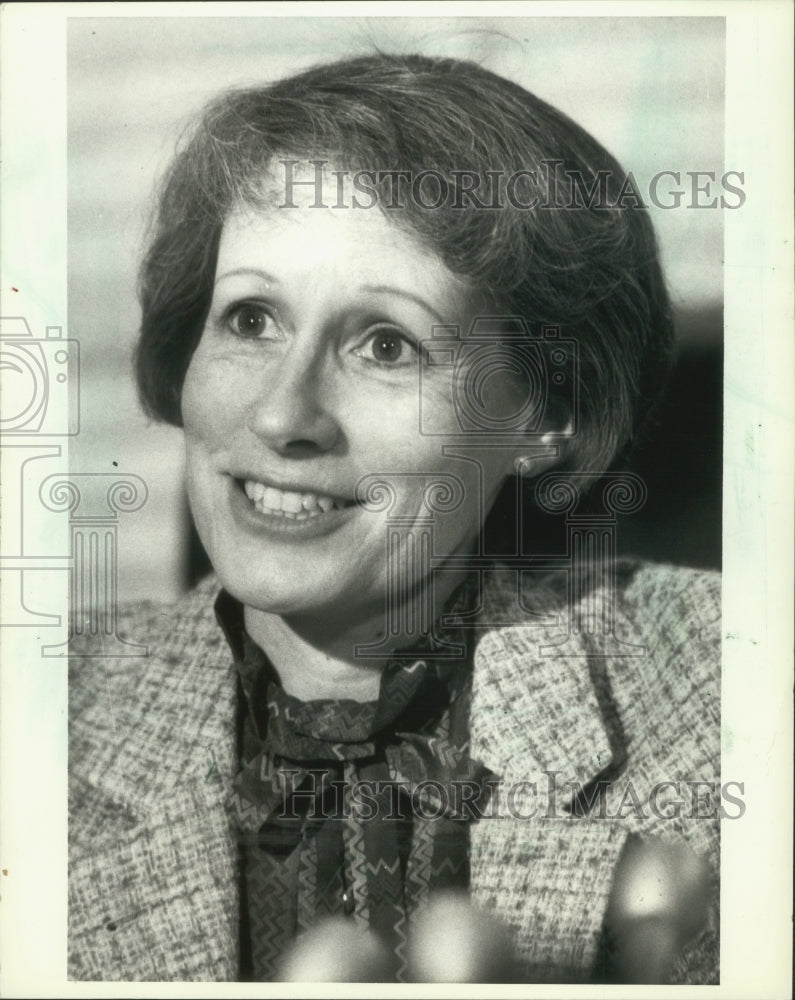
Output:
[68, 15, 724, 603]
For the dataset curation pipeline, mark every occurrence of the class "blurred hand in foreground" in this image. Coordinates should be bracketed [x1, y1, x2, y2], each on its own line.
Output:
[280, 837, 711, 983]
[605, 834, 712, 983]
[279, 891, 514, 983]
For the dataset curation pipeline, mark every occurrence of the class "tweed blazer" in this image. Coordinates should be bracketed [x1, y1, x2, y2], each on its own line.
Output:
[68, 558, 721, 983]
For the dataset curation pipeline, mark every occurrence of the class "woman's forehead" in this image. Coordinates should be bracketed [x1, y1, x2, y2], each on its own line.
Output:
[218, 192, 478, 308]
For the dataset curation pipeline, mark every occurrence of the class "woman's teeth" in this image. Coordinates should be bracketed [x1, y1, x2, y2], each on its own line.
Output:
[243, 480, 346, 519]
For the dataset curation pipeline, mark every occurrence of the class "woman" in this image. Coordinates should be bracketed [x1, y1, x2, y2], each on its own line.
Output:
[68, 54, 720, 983]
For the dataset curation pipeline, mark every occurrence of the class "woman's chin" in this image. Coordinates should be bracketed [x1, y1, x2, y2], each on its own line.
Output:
[212, 561, 377, 624]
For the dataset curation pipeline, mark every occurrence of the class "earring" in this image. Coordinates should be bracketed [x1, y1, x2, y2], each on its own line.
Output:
[513, 434, 560, 476]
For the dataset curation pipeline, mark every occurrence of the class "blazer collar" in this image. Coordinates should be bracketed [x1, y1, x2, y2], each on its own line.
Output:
[100, 572, 617, 816]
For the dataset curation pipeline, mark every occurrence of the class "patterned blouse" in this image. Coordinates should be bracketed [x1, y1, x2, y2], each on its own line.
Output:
[214, 581, 493, 982]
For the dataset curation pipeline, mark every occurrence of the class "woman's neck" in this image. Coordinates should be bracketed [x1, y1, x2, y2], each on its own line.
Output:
[244, 606, 384, 701]
[243, 570, 468, 702]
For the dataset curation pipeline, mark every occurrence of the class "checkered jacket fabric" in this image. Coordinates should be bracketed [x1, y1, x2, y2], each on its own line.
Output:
[68, 559, 721, 982]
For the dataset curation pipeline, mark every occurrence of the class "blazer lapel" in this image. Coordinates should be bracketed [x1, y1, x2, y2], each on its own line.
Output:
[469, 621, 615, 803]
[467, 615, 629, 979]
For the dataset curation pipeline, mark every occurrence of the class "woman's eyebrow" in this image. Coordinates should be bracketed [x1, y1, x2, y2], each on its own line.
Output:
[360, 284, 445, 324]
[214, 267, 279, 286]
[211, 272, 447, 324]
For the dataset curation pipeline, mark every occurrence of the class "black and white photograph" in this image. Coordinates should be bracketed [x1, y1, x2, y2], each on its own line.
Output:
[0, 3, 792, 995]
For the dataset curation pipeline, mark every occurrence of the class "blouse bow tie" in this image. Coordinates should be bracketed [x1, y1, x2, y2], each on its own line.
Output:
[216, 576, 490, 982]
[228, 618, 493, 835]
[228, 728, 494, 834]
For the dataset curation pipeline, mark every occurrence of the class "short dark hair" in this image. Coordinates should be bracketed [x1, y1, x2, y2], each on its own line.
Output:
[136, 53, 673, 475]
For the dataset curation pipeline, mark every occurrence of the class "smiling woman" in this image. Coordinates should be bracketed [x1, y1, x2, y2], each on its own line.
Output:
[181, 191, 530, 698]
[68, 53, 721, 984]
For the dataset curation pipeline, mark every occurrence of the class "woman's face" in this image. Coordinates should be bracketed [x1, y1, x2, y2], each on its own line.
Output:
[181, 176, 529, 631]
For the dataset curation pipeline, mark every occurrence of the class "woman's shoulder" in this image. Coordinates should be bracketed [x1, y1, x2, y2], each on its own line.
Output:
[612, 557, 721, 629]
[69, 574, 234, 807]
[481, 557, 720, 638]
[68, 574, 225, 709]
[475, 557, 721, 774]
[479, 556, 721, 697]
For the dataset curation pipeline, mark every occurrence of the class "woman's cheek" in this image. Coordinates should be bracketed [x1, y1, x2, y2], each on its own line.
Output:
[180, 348, 211, 434]
[183, 355, 239, 445]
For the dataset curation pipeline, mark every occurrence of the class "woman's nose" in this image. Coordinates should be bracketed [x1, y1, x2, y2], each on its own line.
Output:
[247, 350, 341, 455]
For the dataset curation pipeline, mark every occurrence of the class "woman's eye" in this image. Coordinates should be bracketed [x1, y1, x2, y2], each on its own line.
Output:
[226, 304, 274, 339]
[360, 328, 417, 366]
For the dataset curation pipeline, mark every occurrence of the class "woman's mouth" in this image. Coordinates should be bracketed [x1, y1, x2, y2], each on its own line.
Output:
[241, 478, 355, 520]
